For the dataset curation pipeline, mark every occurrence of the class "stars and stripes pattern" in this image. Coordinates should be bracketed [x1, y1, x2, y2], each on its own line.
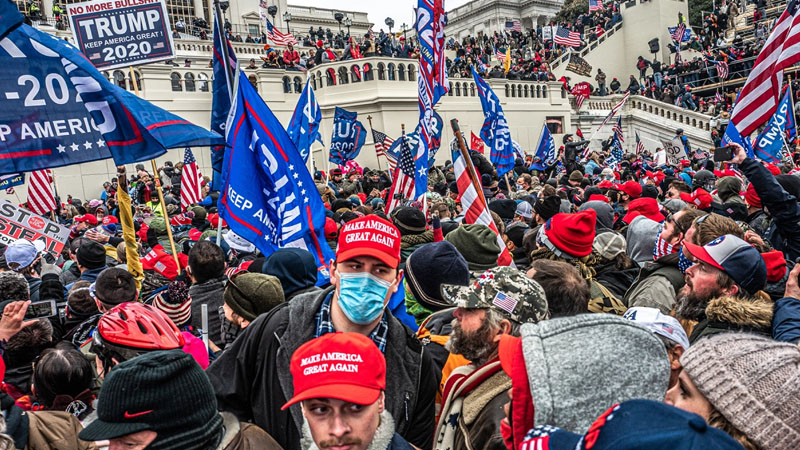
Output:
[671, 23, 686, 42]
[494, 47, 506, 62]
[635, 132, 645, 155]
[589, 0, 604, 11]
[505, 20, 522, 32]
[264, 17, 298, 46]
[731, 0, 800, 137]
[371, 129, 396, 170]
[453, 144, 514, 267]
[385, 135, 416, 214]
[180, 148, 203, 211]
[717, 60, 729, 79]
[26, 170, 56, 216]
[554, 27, 581, 47]
[715, 89, 725, 103]
[612, 116, 624, 142]
[597, 91, 630, 130]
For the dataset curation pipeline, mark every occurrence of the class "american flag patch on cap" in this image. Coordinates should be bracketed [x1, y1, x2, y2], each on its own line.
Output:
[492, 292, 518, 314]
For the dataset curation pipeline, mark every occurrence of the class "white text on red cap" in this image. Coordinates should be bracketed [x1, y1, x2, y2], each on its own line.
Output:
[300, 352, 364, 376]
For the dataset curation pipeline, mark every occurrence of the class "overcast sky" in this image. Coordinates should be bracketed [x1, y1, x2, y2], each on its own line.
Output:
[288, 0, 472, 33]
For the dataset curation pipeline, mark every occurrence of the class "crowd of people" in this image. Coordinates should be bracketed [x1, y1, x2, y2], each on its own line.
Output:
[0, 115, 798, 450]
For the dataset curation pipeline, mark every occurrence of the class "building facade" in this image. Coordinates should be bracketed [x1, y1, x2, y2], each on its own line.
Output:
[446, 0, 564, 41]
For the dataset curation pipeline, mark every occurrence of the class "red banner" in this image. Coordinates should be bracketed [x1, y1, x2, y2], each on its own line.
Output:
[470, 131, 484, 154]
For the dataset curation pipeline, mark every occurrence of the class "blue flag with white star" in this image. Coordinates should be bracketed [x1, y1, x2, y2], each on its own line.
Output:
[0, 2, 223, 175]
[220, 71, 333, 284]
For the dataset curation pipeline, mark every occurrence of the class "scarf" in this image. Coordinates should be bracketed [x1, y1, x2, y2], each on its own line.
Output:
[677, 247, 694, 274]
[653, 226, 681, 261]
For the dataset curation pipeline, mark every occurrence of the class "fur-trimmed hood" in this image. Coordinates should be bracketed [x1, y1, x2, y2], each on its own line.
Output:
[690, 294, 774, 343]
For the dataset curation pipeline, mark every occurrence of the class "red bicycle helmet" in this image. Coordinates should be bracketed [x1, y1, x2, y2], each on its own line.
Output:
[92, 303, 185, 369]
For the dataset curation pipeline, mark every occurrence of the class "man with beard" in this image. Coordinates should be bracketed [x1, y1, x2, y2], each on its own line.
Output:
[676, 234, 769, 344]
[433, 267, 549, 450]
[625, 208, 703, 314]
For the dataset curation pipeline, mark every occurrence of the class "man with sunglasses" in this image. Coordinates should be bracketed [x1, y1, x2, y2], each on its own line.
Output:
[207, 215, 437, 450]
[625, 208, 704, 314]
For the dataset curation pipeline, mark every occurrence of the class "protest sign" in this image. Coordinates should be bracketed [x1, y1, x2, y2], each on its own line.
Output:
[0, 200, 70, 253]
[67, 0, 175, 70]
[542, 26, 553, 41]
[661, 138, 687, 165]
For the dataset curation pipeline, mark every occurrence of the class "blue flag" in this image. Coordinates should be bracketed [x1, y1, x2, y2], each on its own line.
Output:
[220, 71, 334, 284]
[753, 89, 794, 162]
[472, 67, 515, 177]
[329, 107, 366, 166]
[426, 110, 445, 166]
[0, 173, 24, 190]
[667, 26, 692, 42]
[211, 17, 237, 191]
[287, 78, 323, 164]
[722, 119, 754, 158]
[0, 5, 223, 175]
[531, 123, 555, 171]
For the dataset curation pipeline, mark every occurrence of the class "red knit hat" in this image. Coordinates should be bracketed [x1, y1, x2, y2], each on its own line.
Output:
[681, 188, 712, 210]
[745, 184, 762, 208]
[623, 197, 665, 224]
[761, 250, 787, 283]
[324, 217, 338, 239]
[543, 209, 597, 257]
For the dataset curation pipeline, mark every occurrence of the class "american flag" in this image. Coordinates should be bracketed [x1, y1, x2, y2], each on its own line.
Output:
[554, 26, 581, 47]
[180, 148, 203, 211]
[675, 47, 682, 64]
[26, 170, 56, 216]
[505, 20, 522, 32]
[453, 142, 514, 267]
[492, 291, 518, 314]
[265, 18, 298, 46]
[715, 89, 725, 103]
[385, 135, 416, 214]
[635, 132, 645, 155]
[372, 128, 395, 164]
[589, 0, 604, 12]
[671, 23, 686, 42]
[612, 116, 624, 142]
[731, 0, 800, 137]
[597, 91, 630, 130]
[596, 24, 605, 37]
[494, 47, 506, 62]
[707, 57, 729, 79]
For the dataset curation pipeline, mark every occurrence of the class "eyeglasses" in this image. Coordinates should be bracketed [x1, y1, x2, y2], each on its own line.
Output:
[694, 213, 711, 230]
[666, 213, 684, 235]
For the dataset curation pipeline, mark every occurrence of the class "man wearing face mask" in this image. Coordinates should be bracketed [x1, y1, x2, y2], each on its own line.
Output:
[625, 208, 703, 314]
[207, 215, 438, 450]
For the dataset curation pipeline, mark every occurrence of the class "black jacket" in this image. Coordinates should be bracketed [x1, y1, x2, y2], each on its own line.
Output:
[741, 158, 800, 261]
[207, 287, 438, 450]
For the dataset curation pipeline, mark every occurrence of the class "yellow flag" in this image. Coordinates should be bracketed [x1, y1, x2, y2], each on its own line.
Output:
[117, 187, 144, 292]
[504, 47, 511, 74]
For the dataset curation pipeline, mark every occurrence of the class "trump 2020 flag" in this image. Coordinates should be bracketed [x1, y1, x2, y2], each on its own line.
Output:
[220, 71, 334, 284]
[287, 78, 323, 163]
[210, 16, 237, 191]
[329, 107, 366, 166]
[753, 89, 795, 162]
[472, 66, 515, 177]
[0, 3, 223, 175]
[531, 123, 555, 171]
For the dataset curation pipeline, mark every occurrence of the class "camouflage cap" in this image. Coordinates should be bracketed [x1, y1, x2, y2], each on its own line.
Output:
[440, 266, 549, 324]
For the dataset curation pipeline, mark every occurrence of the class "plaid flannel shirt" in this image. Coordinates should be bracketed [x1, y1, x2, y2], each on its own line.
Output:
[315, 293, 389, 353]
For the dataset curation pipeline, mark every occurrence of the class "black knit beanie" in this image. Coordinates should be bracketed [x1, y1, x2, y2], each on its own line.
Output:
[405, 241, 470, 310]
[534, 196, 561, 221]
[76, 241, 106, 270]
[78, 350, 223, 449]
[392, 206, 426, 236]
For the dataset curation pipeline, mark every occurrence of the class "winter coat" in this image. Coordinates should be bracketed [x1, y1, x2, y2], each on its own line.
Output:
[688, 294, 773, 344]
[188, 275, 226, 345]
[434, 360, 509, 450]
[741, 158, 800, 261]
[594, 261, 639, 302]
[625, 252, 685, 314]
[774, 296, 800, 344]
[217, 412, 282, 450]
[1, 392, 96, 450]
[340, 178, 363, 197]
[206, 287, 438, 450]
[747, 209, 769, 238]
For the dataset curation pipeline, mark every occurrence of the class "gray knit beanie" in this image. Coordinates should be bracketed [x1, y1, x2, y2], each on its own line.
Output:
[681, 333, 800, 450]
[445, 224, 500, 271]
[520, 314, 670, 433]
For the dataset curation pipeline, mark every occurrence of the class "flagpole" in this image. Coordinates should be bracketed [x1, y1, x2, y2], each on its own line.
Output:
[366, 115, 384, 172]
[216, 59, 240, 246]
[450, 119, 488, 207]
[48, 169, 58, 221]
[214, 0, 236, 88]
[789, 74, 798, 155]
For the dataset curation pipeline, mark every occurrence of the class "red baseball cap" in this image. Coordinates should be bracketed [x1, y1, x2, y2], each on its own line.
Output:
[102, 215, 119, 225]
[282, 332, 386, 410]
[623, 197, 665, 224]
[75, 214, 98, 225]
[336, 216, 401, 268]
[597, 180, 614, 189]
[680, 188, 712, 210]
[617, 180, 642, 199]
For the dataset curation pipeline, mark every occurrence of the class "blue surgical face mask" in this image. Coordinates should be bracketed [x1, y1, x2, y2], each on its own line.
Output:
[336, 272, 393, 325]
